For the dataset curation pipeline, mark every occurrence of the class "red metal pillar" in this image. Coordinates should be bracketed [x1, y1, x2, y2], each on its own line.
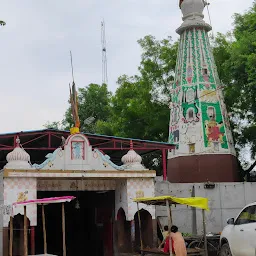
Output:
[30, 227, 35, 255]
[48, 132, 51, 148]
[162, 149, 167, 181]
[13, 135, 18, 148]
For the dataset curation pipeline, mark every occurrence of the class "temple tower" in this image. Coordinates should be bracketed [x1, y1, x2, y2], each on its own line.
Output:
[168, 0, 239, 182]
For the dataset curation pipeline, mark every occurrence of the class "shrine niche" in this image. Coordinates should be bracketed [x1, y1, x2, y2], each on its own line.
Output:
[181, 87, 200, 123]
[170, 104, 180, 126]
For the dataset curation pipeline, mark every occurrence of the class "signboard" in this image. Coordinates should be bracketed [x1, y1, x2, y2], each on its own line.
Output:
[37, 180, 116, 191]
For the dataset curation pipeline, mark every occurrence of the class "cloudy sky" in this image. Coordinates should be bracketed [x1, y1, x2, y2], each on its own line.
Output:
[0, 0, 253, 133]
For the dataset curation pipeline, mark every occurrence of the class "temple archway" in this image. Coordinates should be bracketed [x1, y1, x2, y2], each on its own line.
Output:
[116, 208, 131, 253]
[8, 214, 31, 256]
[134, 209, 153, 251]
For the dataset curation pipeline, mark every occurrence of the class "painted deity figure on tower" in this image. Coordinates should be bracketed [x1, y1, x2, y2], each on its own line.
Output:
[204, 106, 224, 146]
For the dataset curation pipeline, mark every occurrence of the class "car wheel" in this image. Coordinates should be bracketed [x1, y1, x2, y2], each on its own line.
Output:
[220, 243, 232, 256]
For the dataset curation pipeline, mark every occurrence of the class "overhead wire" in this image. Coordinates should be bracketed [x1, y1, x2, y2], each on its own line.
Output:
[205, 0, 214, 39]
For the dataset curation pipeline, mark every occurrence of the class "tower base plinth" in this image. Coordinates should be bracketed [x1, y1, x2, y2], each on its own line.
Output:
[168, 154, 239, 183]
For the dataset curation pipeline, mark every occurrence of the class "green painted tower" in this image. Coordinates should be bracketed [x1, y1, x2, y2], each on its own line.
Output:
[168, 0, 238, 182]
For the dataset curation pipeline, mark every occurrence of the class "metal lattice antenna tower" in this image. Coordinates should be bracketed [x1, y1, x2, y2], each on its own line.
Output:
[101, 20, 108, 85]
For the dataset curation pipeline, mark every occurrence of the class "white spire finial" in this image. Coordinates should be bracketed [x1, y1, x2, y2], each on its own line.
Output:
[180, 0, 205, 16]
[130, 140, 133, 150]
[5, 137, 31, 169]
[16, 136, 21, 147]
[177, 0, 211, 35]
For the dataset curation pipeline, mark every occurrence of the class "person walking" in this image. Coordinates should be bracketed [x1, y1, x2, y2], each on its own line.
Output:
[163, 225, 187, 256]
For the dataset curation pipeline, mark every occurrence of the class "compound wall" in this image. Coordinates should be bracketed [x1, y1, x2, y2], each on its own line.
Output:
[155, 179, 256, 234]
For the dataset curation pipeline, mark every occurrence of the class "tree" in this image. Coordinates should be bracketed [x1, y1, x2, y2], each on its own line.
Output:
[43, 121, 62, 130]
[63, 83, 112, 133]
[138, 35, 178, 104]
[97, 75, 168, 141]
[211, 32, 233, 85]
[97, 36, 178, 142]
[212, 2, 256, 179]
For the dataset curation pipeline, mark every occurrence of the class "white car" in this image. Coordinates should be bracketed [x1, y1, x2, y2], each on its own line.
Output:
[220, 202, 256, 256]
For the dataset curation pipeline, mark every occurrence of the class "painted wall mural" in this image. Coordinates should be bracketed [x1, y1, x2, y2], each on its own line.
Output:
[181, 86, 200, 123]
[201, 103, 228, 150]
[169, 87, 182, 145]
[71, 141, 85, 160]
[168, 27, 235, 157]
[169, 104, 181, 145]
[4, 178, 37, 227]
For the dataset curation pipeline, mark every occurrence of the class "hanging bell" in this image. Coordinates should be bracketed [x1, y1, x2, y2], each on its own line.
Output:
[75, 199, 80, 210]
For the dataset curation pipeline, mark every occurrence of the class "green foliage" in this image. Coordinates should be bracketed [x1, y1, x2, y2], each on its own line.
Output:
[138, 36, 178, 103]
[182, 232, 193, 237]
[214, 2, 256, 158]
[211, 2, 256, 177]
[97, 36, 177, 142]
[211, 32, 233, 85]
[43, 121, 62, 130]
[63, 83, 112, 133]
[97, 75, 166, 141]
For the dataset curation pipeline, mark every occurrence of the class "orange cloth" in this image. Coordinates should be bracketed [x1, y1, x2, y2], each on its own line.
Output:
[170, 232, 187, 256]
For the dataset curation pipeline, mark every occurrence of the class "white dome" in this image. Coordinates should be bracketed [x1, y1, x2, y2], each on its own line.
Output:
[6, 147, 30, 162]
[121, 141, 146, 170]
[5, 137, 31, 169]
[176, 0, 211, 34]
[121, 149, 142, 165]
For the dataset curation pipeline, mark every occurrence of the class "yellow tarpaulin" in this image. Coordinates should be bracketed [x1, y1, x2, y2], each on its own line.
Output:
[134, 195, 209, 210]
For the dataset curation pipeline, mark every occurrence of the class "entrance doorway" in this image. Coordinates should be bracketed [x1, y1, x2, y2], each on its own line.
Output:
[35, 191, 115, 256]
[134, 209, 153, 251]
[7, 214, 31, 256]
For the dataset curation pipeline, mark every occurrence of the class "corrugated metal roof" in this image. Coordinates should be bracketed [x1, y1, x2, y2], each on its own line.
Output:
[0, 128, 174, 146]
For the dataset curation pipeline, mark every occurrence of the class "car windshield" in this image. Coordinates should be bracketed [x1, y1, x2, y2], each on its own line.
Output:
[235, 205, 256, 225]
